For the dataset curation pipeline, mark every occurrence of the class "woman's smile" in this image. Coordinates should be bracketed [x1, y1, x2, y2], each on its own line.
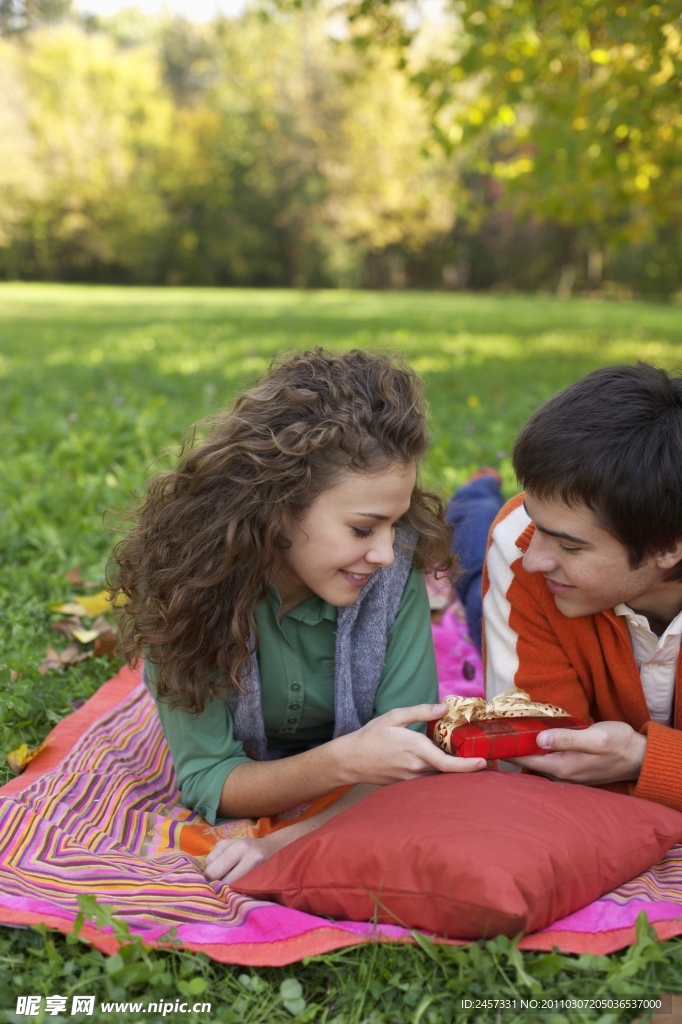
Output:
[339, 569, 375, 587]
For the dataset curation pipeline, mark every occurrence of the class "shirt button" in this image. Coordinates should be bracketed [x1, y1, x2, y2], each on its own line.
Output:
[291, 682, 301, 691]
[288, 717, 297, 724]
[290, 703, 300, 710]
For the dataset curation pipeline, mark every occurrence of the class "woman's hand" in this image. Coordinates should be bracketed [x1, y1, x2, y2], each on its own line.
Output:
[204, 834, 280, 885]
[333, 702, 486, 786]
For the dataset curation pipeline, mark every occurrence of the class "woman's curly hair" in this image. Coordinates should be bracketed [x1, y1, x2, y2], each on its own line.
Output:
[108, 348, 455, 713]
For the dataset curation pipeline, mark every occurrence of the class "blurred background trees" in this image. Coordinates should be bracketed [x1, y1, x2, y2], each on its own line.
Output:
[0, 0, 679, 295]
[408, 0, 682, 296]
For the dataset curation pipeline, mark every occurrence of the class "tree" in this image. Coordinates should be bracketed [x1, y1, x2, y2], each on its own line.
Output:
[0, 13, 458, 287]
[343, 0, 682, 289]
[149, 8, 457, 286]
[0, 26, 176, 280]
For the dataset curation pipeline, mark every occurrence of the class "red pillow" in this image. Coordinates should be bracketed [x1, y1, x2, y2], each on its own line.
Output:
[234, 771, 682, 939]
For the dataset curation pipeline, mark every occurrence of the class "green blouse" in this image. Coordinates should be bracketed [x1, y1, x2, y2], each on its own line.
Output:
[149, 565, 438, 823]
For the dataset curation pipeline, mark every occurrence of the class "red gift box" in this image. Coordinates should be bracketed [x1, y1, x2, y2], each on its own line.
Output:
[434, 716, 586, 759]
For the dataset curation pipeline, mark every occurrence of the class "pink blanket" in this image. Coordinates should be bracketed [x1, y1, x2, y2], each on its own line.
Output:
[0, 662, 680, 966]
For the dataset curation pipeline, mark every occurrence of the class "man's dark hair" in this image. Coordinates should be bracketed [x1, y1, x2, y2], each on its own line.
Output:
[513, 362, 682, 580]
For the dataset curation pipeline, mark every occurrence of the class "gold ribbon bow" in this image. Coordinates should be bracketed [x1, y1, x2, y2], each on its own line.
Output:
[433, 687, 569, 754]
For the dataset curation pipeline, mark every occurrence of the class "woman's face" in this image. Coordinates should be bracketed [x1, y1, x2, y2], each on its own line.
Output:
[275, 463, 417, 613]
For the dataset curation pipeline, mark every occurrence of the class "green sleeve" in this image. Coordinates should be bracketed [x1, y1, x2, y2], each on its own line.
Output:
[372, 565, 439, 733]
[148, 666, 251, 825]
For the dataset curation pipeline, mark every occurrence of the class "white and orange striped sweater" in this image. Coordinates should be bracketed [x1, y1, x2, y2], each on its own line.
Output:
[483, 493, 682, 811]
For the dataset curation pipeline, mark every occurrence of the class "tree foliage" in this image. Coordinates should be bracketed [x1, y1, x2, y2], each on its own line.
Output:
[0, 27, 174, 280]
[0, 2, 680, 293]
[0, 13, 456, 286]
[421, 1, 681, 245]
[343, 0, 682, 290]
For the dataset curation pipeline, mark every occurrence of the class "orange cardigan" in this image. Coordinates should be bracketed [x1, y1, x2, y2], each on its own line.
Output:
[482, 494, 682, 811]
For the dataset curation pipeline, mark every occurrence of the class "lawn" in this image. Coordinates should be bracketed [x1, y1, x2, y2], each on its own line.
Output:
[1, 283, 682, 1022]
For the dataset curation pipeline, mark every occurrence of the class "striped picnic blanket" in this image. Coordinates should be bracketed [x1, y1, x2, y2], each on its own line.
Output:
[1, 665, 681, 966]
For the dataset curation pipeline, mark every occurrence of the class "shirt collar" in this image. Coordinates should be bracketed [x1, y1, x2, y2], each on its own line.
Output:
[265, 582, 336, 625]
[615, 602, 682, 639]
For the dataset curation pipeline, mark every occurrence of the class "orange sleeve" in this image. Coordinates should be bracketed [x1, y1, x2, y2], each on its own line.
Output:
[634, 722, 682, 812]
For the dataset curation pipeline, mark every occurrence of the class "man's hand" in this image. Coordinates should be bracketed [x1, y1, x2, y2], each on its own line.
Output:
[508, 720, 647, 785]
[335, 702, 487, 785]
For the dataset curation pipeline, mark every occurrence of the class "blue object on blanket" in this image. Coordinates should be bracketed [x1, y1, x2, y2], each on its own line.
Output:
[447, 473, 504, 651]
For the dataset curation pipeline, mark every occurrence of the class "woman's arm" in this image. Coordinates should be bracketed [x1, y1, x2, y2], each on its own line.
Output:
[205, 783, 376, 884]
[153, 687, 251, 825]
[218, 700, 485, 818]
[207, 702, 487, 884]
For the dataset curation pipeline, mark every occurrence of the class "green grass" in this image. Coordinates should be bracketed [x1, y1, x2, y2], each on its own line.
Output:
[1, 283, 682, 1023]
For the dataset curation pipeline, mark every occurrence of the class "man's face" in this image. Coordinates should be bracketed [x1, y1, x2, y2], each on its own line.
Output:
[522, 492, 669, 618]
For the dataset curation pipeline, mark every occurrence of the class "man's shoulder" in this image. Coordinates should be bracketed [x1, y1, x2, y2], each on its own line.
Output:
[483, 492, 547, 622]
[487, 493, 533, 564]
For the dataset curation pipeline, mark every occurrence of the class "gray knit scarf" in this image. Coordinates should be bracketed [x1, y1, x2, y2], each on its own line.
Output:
[226, 524, 417, 760]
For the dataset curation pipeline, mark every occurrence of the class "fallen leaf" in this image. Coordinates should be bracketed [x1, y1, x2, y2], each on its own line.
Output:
[39, 644, 92, 675]
[94, 633, 118, 657]
[6, 740, 48, 775]
[50, 587, 128, 617]
[39, 646, 65, 673]
[65, 566, 83, 585]
[57, 590, 127, 617]
[9, 670, 22, 683]
[76, 590, 116, 616]
[51, 602, 88, 617]
[72, 628, 99, 644]
[91, 616, 113, 635]
[51, 616, 83, 640]
[49, 614, 118, 656]
[92, 617, 118, 657]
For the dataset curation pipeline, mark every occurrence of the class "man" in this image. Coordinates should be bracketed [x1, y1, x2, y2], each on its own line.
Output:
[483, 362, 682, 810]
